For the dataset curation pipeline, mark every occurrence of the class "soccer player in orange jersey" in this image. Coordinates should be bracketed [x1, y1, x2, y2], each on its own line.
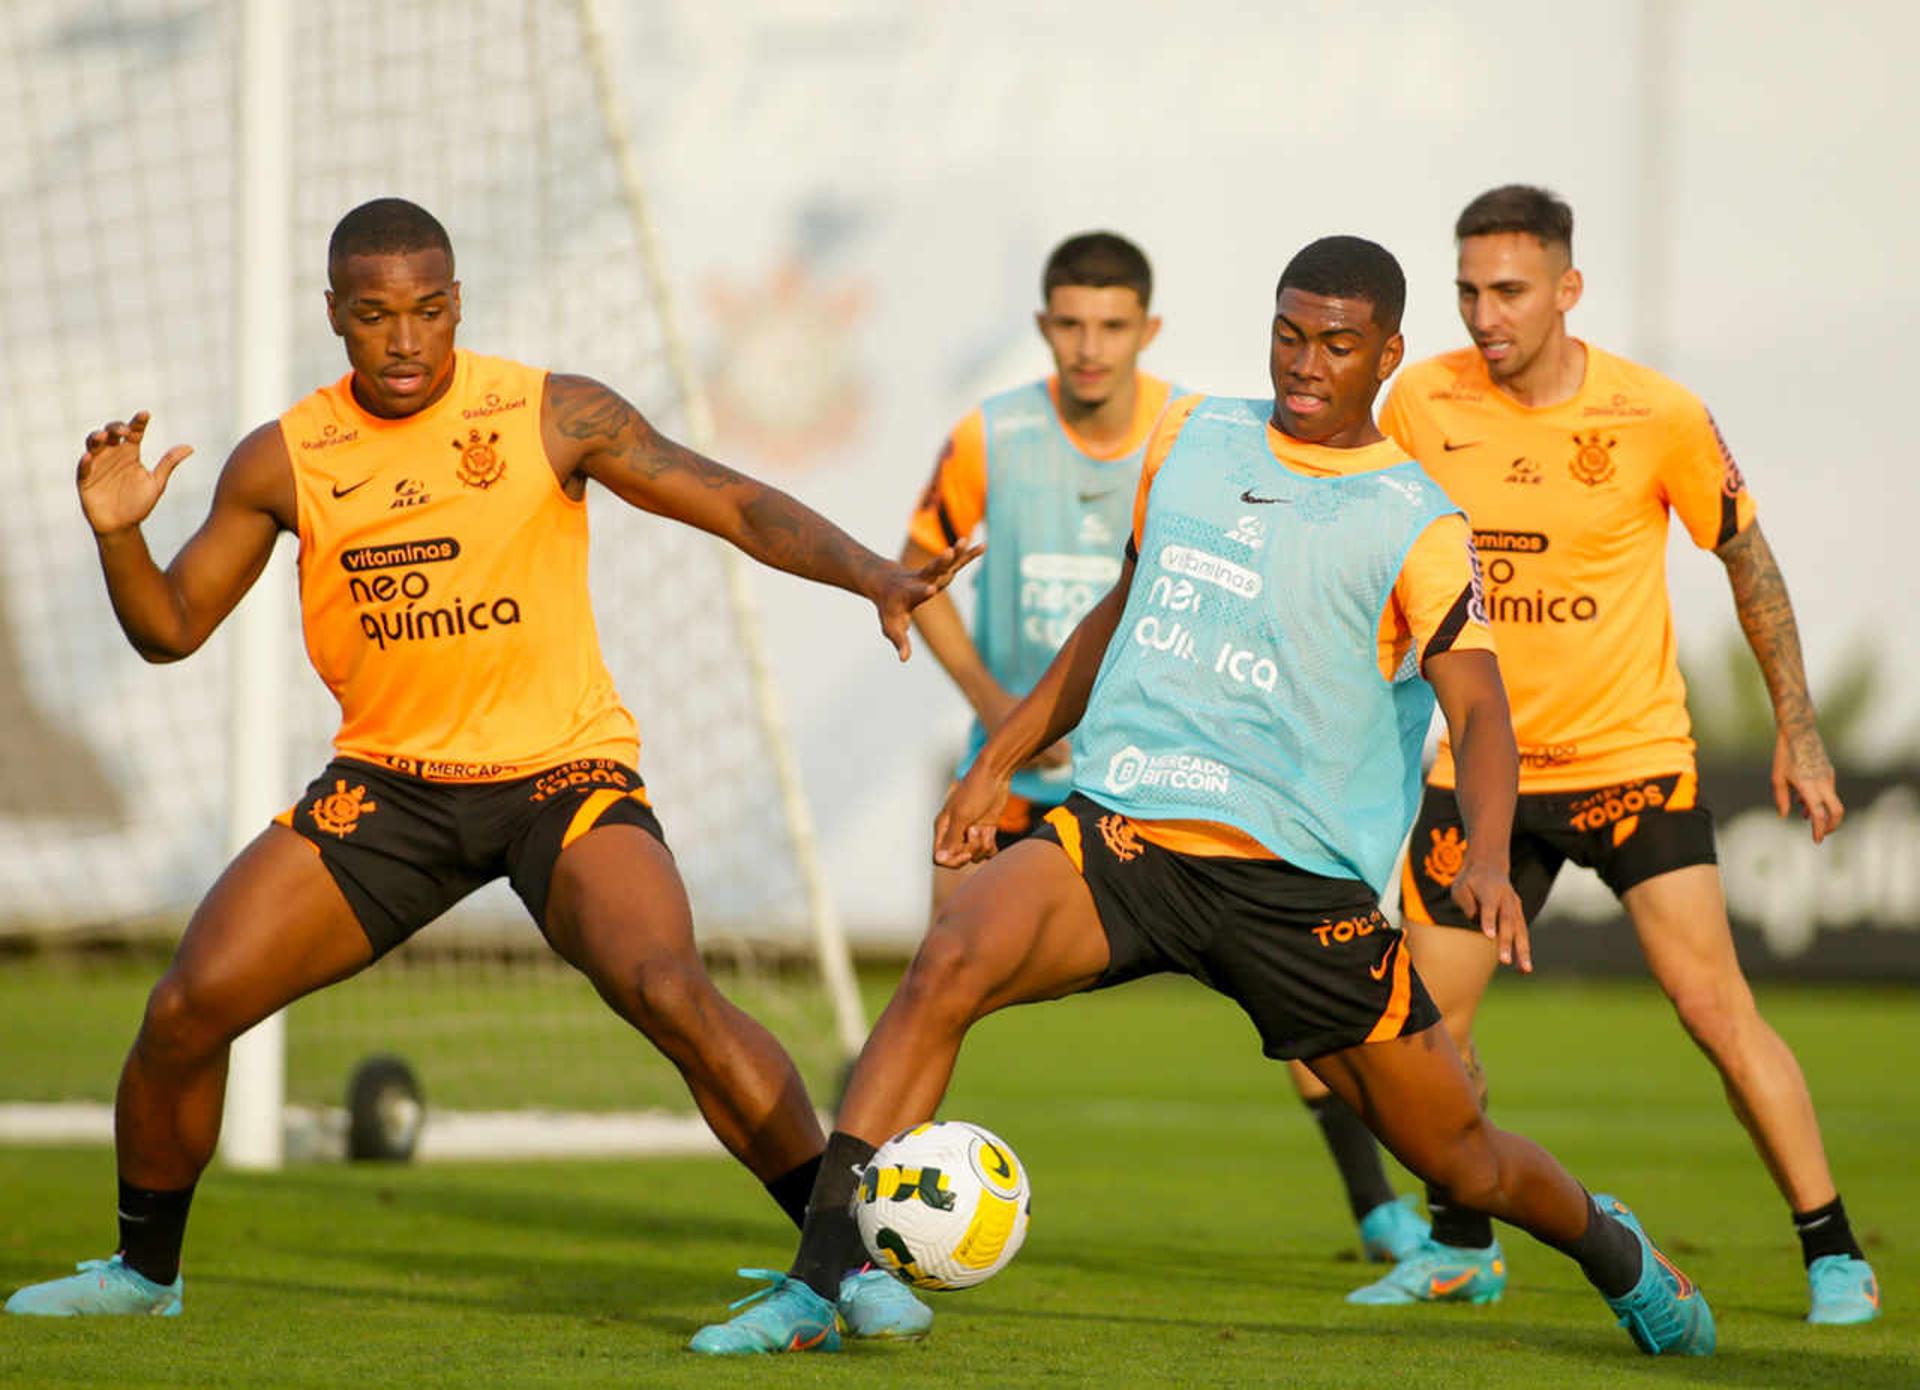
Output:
[4, 199, 972, 1334]
[1347, 185, 1878, 1325]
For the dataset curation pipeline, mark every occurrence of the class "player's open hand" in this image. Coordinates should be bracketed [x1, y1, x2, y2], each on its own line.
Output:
[874, 541, 984, 661]
[1773, 728, 1844, 843]
[77, 412, 192, 537]
[933, 765, 1009, 867]
[1451, 859, 1530, 973]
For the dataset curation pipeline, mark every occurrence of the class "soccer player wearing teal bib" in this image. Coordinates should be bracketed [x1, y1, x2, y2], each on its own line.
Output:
[903, 232, 1171, 891]
[905, 233, 1421, 1265]
[691, 237, 1714, 1359]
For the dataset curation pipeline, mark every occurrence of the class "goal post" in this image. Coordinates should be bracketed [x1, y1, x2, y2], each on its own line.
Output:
[0, 0, 865, 1165]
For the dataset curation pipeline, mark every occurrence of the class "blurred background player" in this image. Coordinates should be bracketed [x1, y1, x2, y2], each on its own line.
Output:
[902, 231, 1168, 895]
[1348, 184, 1878, 1326]
[689, 236, 1713, 1360]
[4, 199, 970, 1334]
[903, 231, 1421, 1262]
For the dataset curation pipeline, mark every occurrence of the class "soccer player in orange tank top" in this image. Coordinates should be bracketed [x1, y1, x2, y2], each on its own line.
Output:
[3, 199, 975, 1333]
[1344, 185, 1879, 1325]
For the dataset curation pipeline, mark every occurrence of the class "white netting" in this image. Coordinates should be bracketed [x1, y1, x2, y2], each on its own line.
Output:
[0, 0, 855, 1124]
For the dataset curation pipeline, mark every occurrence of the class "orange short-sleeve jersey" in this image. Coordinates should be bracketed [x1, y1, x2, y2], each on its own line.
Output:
[1382, 343, 1756, 791]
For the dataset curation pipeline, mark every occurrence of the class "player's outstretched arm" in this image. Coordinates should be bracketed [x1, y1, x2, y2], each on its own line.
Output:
[79, 413, 291, 663]
[934, 551, 1135, 865]
[900, 537, 1070, 771]
[547, 374, 978, 660]
[1716, 521, 1843, 841]
[1427, 649, 1529, 971]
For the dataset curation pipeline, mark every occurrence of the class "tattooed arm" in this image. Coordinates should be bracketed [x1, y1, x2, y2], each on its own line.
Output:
[1716, 521, 1844, 841]
[541, 373, 978, 659]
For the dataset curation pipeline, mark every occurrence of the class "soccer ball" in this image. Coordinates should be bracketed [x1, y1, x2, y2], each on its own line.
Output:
[853, 1120, 1031, 1290]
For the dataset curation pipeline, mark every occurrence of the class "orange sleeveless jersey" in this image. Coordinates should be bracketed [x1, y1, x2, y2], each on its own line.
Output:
[1381, 343, 1755, 793]
[281, 350, 638, 780]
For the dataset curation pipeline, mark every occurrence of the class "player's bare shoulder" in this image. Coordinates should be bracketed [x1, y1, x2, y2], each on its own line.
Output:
[222, 418, 299, 531]
[541, 372, 659, 486]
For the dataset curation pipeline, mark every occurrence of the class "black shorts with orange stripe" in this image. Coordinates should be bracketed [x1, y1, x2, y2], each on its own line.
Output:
[1400, 773, 1717, 929]
[279, 756, 666, 957]
[1031, 793, 1441, 1061]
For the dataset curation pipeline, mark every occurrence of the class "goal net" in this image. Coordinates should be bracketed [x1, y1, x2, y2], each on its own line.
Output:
[0, 0, 861, 1160]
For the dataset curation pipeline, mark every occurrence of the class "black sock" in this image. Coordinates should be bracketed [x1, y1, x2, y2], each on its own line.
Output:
[1304, 1094, 1396, 1221]
[1793, 1195, 1865, 1266]
[1427, 1179, 1496, 1250]
[117, 1179, 195, 1285]
[788, 1131, 877, 1301]
[764, 1154, 822, 1231]
[1545, 1192, 1642, 1300]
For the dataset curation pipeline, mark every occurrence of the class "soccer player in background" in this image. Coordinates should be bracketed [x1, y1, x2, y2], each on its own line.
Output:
[1346, 184, 1878, 1326]
[906, 231, 1425, 1265]
[4, 199, 969, 1338]
[690, 236, 1714, 1359]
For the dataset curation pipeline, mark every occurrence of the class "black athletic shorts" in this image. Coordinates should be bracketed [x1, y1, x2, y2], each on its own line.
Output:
[994, 792, 1063, 852]
[1400, 772, 1717, 928]
[278, 756, 667, 956]
[1031, 793, 1440, 1061]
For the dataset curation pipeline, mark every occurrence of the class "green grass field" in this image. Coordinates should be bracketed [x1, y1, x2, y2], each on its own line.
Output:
[1, 973, 1913, 1388]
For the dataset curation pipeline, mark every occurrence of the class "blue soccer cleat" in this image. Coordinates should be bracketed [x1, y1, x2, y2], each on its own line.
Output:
[1347, 1237, 1507, 1305]
[1358, 1196, 1431, 1264]
[687, 1268, 842, 1355]
[1806, 1254, 1880, 1325]
[5, 1254, 182, 1317]
[1594, 1195, 1715, 1356]
[838, 1264, 933, 1340]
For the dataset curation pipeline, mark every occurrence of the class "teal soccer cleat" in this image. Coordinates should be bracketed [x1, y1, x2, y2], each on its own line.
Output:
[1806, 1254, 1880, 1325]
[687, 1268, 842, 1355]
[5, 1255, 182, 1317]
[1358, 1196, 1431, 1264]
[1347, 1237, 1506, 1305]
[838, 1264, 933, 1340]
[1594, 1195, 1715, 1356]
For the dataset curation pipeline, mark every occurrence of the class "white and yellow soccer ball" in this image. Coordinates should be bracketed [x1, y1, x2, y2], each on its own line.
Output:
[853, 1120, 1031, 1290]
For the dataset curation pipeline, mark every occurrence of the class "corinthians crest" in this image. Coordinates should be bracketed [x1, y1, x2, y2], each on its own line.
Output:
[1568, 430, 1617, 487]
[452, 427, 506, 489]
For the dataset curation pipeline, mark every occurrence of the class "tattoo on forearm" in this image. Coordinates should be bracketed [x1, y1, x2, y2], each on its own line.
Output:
[549, 374, 877, 589]
[1721, 524, 1825, 762]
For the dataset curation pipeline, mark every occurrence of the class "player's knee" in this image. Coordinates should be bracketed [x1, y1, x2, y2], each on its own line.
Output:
[617, 954, 713, 1037]
[896, 928, 996, 1026]
[1667, 979, 1753, 1058]
[138, 971, 236, 1066]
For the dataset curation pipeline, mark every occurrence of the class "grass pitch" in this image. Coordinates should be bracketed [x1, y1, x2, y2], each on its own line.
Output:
[1, 974, 1913, 1388]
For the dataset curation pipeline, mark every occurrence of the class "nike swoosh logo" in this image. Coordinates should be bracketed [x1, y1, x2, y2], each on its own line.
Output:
[786, 1328, 831, 1351]
[330, 478, 374, 498]
[984, 1144, 1013, 1179]
[1239, 489, 1293, 505]
[1442, 439, 1478, 452]
[1428, 1270, 1477, 1297]
[1369, 940, 1396, 981]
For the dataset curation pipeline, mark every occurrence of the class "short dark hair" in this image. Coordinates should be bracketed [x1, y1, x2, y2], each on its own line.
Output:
[327, 198, 454, 286]
[1042, 231, 1153, 309]
[1454, 184, 1573, 255]
[1275, 235, 1406, 332]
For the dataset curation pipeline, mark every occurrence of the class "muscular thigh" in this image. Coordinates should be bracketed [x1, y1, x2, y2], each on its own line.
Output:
[926, 835, 1111, 1011]
[541, 823, 695, 981]
[163, 824, 375, 1033]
